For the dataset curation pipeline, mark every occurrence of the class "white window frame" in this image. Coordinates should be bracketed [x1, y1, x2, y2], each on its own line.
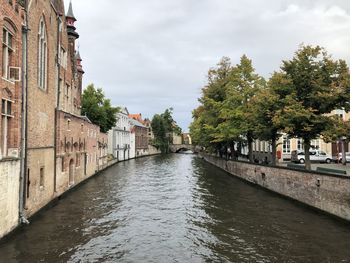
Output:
[1, 98, 14, 157]
[38, 18, 47, 90]
[282, 135, 291, 154]
[2, 27, 14, 80]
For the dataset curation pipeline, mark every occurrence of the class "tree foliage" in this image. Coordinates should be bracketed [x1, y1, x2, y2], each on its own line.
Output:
[190, 45, 350, 169]
[272, 45, 350, 169]
[81, 84, 119, 133]
[151, 108, 182, 153]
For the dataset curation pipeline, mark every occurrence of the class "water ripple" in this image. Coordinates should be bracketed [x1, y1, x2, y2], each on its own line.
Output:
[1, 154, 350, 262]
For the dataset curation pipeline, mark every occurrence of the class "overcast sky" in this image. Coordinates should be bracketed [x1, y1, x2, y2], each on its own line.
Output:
[64, 0, 350, 131]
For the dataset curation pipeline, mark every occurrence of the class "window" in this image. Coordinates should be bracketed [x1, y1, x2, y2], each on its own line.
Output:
[26, 169, 30, 198]
[67, 119, 71, 131]
[61, 157, 65, 172]
[282, 136, 291, 154]
[2, 27, 14, 79]
[76, 153, 80, 167]
[66, 84, 70, 111]
[311, 139, 320, 150]
[297, 138, 304, 151]
[38, 18, 47, 90]
[39, 167, 44, 187]
[59, 46, 67, 68]
[1, 99, 13, 157]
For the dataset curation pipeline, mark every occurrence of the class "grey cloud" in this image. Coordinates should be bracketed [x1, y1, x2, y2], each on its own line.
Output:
[65, 0, 350, 130]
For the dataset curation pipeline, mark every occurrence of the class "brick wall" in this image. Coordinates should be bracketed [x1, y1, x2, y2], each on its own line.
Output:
[0, 0, 24, 158]
[24, 0, 59, 217]
[201, 153, 350, 221]
[56, 110, 101, 195]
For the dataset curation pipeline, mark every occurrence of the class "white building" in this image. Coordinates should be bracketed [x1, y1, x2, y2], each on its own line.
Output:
[108, 107, 131, 161]
[130, 128, 136, 160]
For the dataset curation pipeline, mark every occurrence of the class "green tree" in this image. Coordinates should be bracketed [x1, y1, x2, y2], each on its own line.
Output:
[217, 55, 265, 162]
[249, 76, 284, 165]
[151, 108, 182, 153]
[273, 45, 350, 169]
[190, 57, 232, 153]
[81, 84, 119, 133]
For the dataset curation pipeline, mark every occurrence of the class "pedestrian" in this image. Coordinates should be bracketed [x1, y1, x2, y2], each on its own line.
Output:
[227, 147, 232, 159]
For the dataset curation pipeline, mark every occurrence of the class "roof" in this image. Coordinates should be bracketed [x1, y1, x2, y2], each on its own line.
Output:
[119, 107, 129, 115]
[129, 113, 144, 123]
[66, 1, 76, 20]
[129, 118, 146, 128]
[76, 51, 82, 61]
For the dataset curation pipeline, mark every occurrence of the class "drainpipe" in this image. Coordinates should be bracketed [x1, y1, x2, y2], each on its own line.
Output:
[54, 14, 62, 193]
[19, 0, 29, 225]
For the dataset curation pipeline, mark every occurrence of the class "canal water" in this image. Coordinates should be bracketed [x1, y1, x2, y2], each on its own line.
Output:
[1, 154, 350, 262]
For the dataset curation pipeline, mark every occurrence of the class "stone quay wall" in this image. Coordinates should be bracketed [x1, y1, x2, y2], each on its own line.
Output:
[200, 153, 350, 221]
[0, 159, 20, 239]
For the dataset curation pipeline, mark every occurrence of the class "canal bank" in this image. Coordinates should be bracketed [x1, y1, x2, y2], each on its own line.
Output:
[200, 153, 350, 222]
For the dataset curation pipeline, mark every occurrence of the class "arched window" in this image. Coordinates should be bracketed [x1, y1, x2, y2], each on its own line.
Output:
[38, 18, 47, 90]
[2, 19, 16, 80]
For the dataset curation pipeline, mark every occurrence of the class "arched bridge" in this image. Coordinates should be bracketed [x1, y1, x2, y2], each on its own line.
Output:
[169, 144, 197, 153]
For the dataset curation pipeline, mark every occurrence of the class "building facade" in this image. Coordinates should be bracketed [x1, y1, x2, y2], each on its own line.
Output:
[108, 107, 131, 161]
[0, 0, 25, 239]
[251, 109, 350, 162]
[182, 133, 192, 145]
[143, 118, 154, 144]
[22, 0, 107, 218]
[129, 118, 148, 157]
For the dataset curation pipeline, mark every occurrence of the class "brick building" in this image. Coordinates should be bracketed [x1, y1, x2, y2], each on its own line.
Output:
[129, 117, 148, 157]
[0, 0, 109, 238]
[0, 0, 25, 239]
[24, 0, 108, 217]
[143, 118, 154, 144]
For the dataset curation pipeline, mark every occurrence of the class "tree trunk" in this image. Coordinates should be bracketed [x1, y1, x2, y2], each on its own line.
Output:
[248, 137, 253, 163]
[271, 137, 277, 166]
[341, 140, 346, 166]
[304, 139, 311, 170]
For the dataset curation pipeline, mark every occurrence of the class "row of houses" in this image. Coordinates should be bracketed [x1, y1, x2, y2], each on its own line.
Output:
[0, 0, 110, 239]
[247, 110, 350, 162]
[107, 108, 160, 161]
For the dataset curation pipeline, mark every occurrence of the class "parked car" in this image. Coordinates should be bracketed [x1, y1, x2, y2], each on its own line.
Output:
[336, 152, 350, 163]
[291, 150, 332, 164]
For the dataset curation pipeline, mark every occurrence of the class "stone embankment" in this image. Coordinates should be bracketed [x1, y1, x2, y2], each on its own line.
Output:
[200, 153, 350, 221]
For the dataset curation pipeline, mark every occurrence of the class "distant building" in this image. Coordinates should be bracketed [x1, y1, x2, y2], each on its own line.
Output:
[172, 133, 182, 145]
[182, 133, 192, 145]
[129, 117, 148, 157]
[143, 118, 154, 144]
[108, 107, 131, 161]
[251, 109, 350, 162]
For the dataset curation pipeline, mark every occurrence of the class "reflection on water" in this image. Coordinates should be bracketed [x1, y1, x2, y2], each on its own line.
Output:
[0, 154, 350, 262]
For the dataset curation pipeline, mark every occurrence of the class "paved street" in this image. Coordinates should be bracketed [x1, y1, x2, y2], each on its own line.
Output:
[278, 161, 350, 175]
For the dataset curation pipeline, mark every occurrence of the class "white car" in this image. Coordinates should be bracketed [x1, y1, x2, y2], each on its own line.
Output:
[291, 150, 332, 164]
